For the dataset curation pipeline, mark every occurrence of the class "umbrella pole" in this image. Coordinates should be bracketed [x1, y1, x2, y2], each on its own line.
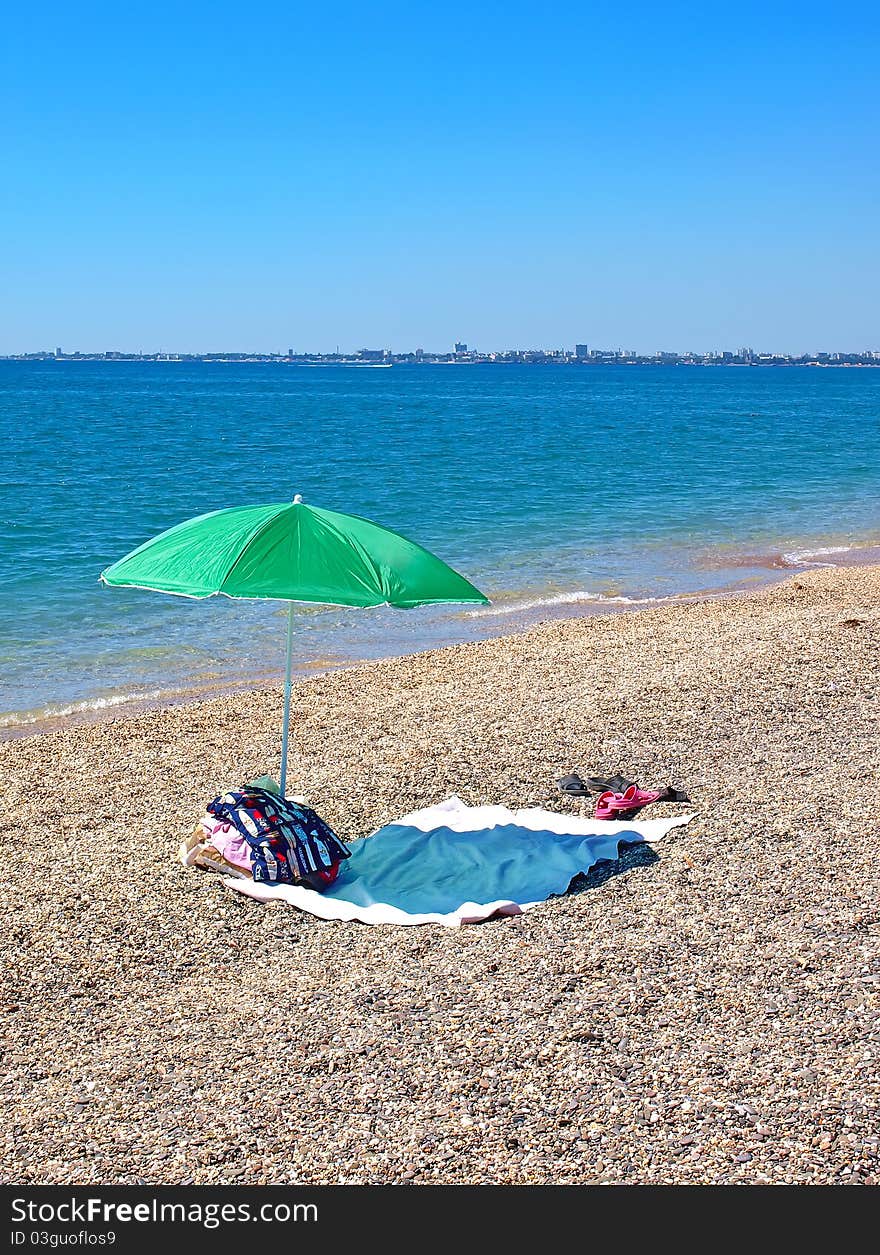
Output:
[279, 600, 294, 797]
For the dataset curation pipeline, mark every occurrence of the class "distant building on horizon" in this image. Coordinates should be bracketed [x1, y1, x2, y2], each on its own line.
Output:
[575, 343, 588, 359]
[54, 347, 62, 358]
[454, 341, 468, 354]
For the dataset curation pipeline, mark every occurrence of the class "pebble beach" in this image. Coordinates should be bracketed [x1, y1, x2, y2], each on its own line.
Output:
[2, 563, 879, 1185]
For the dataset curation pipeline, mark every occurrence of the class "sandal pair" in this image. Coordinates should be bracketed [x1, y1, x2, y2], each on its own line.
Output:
[595, 784, 689, 820]
[557, 772, 635, 797]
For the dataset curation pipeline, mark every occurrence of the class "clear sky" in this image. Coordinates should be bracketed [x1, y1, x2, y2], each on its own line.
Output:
[1, 1, 877, 355]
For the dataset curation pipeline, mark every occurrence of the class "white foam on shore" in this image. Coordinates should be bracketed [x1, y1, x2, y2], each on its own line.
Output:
[466, 590, 689, 618]
[0, 689, 166, 730]
[781, 544, 854, 567]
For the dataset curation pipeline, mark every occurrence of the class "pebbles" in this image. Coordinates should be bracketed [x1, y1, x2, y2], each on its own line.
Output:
[1, 565, 880, 1184]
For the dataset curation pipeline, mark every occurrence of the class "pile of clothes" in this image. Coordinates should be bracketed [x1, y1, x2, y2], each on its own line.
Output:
[557, 772, 690, 821]
[180, 779, 350, 891]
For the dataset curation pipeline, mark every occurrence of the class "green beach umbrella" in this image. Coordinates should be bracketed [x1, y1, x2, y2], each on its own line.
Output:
[100, 495, 488, 793]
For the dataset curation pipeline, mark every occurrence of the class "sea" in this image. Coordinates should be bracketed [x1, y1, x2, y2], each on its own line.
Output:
[2, 360, 879, 735]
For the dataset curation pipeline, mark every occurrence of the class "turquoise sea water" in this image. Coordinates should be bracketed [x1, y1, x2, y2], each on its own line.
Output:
[2, 361, 879, 730]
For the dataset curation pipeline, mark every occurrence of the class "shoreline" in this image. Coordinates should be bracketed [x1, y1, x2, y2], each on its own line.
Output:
[5, 542, 880, 743]
[0, 580, 760, 744]
[3, 561, 880, 1184]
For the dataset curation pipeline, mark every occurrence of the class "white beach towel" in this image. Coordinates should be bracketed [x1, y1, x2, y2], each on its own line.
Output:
[222, 795, 692, 927]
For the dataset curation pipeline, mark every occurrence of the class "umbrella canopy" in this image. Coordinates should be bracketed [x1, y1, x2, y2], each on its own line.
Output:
[100, 496, 488, 791]
[100, 497, 486, 608]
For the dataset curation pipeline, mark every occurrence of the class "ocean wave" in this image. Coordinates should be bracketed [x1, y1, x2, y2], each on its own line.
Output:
[465, 590, 687, 618]
[781, 544, 854, 567]
[701, 543, 859, 572]
[0, 689, 166, 729]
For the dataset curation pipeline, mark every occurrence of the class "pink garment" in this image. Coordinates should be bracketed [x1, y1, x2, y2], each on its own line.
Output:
[200, 816, 253, 873]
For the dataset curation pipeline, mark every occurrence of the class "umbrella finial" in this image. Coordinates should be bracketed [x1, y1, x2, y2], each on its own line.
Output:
[292, 494, 303, 504]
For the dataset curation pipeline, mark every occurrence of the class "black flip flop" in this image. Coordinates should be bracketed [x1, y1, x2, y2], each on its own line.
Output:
[654, 786, 691, 804]
[557, 773, 592, 797]
[590, 774, 636, 794]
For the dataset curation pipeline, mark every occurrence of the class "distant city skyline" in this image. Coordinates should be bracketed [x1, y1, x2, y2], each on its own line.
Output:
[6, 342, 879, 365]
[1, 1, 877, 355]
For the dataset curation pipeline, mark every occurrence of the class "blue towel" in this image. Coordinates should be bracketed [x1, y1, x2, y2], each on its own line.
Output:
[322, 822, 642, 915]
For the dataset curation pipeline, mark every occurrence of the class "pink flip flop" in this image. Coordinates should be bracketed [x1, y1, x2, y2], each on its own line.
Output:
[594, 789, 623, 819]
[595, 786, 665, 820]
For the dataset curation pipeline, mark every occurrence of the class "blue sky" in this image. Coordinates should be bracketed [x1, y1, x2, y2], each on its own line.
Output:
[1, 1, 878, 354]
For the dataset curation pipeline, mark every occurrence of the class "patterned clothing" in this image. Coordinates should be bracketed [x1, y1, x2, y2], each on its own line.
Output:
[206, 787, 350, 886]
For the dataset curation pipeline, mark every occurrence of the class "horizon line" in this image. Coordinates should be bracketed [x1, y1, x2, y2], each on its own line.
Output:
[4, 344, 880, 361]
